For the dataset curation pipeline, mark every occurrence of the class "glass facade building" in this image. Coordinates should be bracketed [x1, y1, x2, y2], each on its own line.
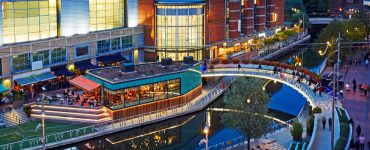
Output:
[156, 2, 205, 61]
[60, 0, 90, 36]
[1, 0, 57, 45]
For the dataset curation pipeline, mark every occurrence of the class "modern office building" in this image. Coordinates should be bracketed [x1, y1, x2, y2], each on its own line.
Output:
[0, 0, 284, 94]
[139, 0, 285, 61]
[0, 0, 144, 91]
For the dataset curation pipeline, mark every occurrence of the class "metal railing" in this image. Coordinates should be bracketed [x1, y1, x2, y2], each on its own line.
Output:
[0, 77, 233, 150]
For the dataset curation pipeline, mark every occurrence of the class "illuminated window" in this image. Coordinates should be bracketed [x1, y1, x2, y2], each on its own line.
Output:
[122, 36, 133, 49]
[272, 13, 277, 22]
[33, 50, 50, 66]
[13, 53, 31, 72]
[2, 0, 57, 44]
[156, 5, 204, 51]
[89, 0, 125, 32]
[51, 48, 67, 64]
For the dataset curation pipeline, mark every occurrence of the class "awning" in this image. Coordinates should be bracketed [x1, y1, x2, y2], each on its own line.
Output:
[14, 69, 56, 86]
[0, 84, 9, 93]
[96, 53, 126, 65]
[51, 65, 76, 76]
[75, 60, 98, 71]
[69, 76, 100, 92]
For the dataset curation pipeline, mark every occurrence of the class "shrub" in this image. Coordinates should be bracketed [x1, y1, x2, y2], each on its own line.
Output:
[306, 116, 315, 136]
[313, 107, 322, 114]
[290, 122, 303, 141]
[221, 59, 230, 64]
[231, 59, 240, 64]
[264, 37, 276, 45]
[23, 105, 32, 118]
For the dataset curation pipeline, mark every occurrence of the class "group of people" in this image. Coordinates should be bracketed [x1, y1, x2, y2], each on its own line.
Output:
[346, 79, 368, 97]
[321, 116, 333, 130]
[349, 124, 369, 150]
[63, 89, 98, 107]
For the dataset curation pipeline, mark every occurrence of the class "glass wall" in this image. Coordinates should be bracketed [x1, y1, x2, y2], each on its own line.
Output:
[2, 0, 57, 44]
[60, 0, 90, 36]
[13, 53, 31, 72]
[89, 0, 125, 32]
[33, 50, 50, 66]
[122, 36, 133, 49]
[51, 47, 67, 64]
[97, 39, 111, 54]
[156, 4, 204, 60]
[105, 79, 181, 109]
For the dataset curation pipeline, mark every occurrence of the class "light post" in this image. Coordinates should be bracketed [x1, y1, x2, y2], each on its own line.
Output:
[203, 125, 209, 150]
[41, 86, 46, 150]
[319, 33, 341, 150]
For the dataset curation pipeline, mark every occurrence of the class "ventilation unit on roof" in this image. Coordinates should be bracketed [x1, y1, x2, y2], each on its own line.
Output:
[161, 58, 173, 66]
[183, 56, 194, 64]
[121, 60, 134, 72]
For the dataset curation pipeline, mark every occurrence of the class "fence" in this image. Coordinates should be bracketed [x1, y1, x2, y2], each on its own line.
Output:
[0, 78, 234, 150]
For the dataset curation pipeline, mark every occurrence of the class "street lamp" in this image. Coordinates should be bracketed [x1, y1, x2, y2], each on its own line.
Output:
[318, 33, 341, 150]
[41, 86, 46, 150]
[203, 125, 209, 150]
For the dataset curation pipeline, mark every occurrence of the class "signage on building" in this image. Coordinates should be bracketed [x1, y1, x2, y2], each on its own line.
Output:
[32, 61, 43, 71]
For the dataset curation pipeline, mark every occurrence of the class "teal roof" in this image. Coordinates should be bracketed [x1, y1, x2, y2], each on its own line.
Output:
[14, 72, 56, 86]
[0, 84, 8, 93]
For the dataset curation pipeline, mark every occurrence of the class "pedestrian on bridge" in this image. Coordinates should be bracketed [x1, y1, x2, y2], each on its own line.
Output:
[322, 116, 326, 130]
[238, 64, 241, 70]
[353, 79, 358, 93]
[357, 125, 362, 137]
[366, 59, 369, 68]
[328, 117, 333, 130]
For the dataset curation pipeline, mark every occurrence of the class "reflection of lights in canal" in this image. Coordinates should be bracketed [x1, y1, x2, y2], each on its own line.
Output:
[105, 115, 196, 145]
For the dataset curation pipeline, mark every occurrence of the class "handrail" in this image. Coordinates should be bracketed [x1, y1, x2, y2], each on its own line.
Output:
[0, 77, 233, 150]
[344, 109, 352, 150]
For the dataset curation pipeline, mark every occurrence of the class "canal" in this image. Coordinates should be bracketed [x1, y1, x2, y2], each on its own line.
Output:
[59, 25, 328, 150]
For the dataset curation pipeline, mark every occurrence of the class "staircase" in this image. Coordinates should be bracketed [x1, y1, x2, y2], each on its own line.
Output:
[0, 108, 30, 127]
[30, 104, 112, 124]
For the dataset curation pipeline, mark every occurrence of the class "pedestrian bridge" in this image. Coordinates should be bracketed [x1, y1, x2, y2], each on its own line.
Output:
[201, 64, 331, 109]
[309, 17, 343, 25]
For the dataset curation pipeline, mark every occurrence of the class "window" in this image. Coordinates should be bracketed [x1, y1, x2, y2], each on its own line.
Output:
[75, 45, 89, 58]
[139, 84, 154, 104]
[33, 50, 50, 66]
[168, 79, 181, 98]
[138, 33, 144, 46]
[13, 53, 31, 72]
[111, 37, 121, 51]
[154, 81, 167, 101]
[51, 48, 67, 64]
[122, 36, 133, 49]
[124, 87, 140, 107]
[97, 39, 110, 54]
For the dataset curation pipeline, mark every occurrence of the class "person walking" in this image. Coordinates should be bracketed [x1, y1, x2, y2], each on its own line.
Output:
[319, 86, 323, 97]
[366, 59, 369, 68]
[328, 117, 333, 130]
[238, 64, 241, 70]
[322, 116, 327, 130]
[359, 134, 366, 150]
[353, 79, 358, 93]
[363, 84, 368, 97]
[346, 83, 351, 93]
[357, 125, 362, 137]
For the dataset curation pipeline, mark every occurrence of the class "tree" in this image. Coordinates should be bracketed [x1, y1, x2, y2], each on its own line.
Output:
[222, 77, 271, 150]
[291, 122, 304, 141]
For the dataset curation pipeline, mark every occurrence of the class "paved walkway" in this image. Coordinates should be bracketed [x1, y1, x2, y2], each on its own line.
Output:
[337, 61, 370, 141]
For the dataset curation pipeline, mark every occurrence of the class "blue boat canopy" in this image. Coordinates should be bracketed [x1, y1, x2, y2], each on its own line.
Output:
[14, 69, 56, 86]
[96, 53, 126, 65]
[75, 60, 98, 71]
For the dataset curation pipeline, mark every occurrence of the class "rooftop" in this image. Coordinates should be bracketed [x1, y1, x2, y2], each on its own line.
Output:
[87, 61, 198, 83]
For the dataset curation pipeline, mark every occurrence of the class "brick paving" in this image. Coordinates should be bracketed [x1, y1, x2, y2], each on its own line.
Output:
[340, 64, 370, 141]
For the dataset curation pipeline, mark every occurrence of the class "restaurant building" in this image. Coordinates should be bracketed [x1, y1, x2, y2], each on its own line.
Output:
[85, 59, 202, 119]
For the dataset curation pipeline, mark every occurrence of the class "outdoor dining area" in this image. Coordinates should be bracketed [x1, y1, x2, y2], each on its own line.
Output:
[39, 76, 101, 108]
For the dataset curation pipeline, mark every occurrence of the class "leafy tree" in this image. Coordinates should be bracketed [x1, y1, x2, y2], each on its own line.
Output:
[222, 77, 271, 150]
[291, 122, 304, 141]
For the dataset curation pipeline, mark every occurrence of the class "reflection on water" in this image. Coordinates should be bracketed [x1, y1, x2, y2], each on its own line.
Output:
[277, 48, 326, 73]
